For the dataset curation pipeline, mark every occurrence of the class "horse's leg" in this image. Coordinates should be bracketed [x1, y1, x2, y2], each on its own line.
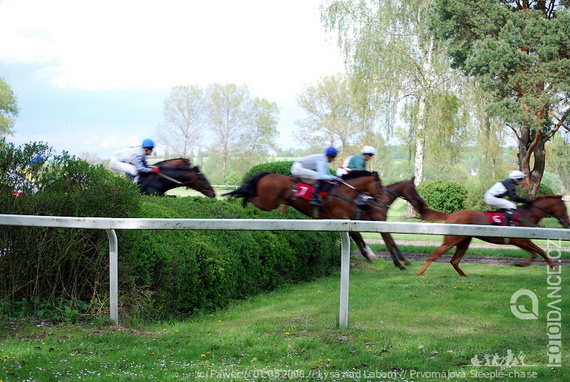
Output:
[510, 239, 557, 270]
[449, 237, 472, 277]
[381, 232, 411, 266]
[349, 232, 377, 263]
[417, 235, 465, 276]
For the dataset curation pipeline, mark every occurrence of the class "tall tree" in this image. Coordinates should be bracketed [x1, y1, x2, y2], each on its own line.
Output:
[296, 74, 372, 149]
[0, 77, 19, 136]
[322, 0, 461, 185]
[205, 83, 252, 180]
[430, 0, 570, 195]
[157, 85, 204, 158]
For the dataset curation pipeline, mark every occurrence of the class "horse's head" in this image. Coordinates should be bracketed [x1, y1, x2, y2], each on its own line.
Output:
[183, 166, 216, 198]
[533, 195, 570, 228]
[342, 171, 388, 204]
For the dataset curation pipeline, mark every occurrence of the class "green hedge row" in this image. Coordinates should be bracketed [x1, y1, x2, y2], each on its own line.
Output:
[118, 197, 340, 319]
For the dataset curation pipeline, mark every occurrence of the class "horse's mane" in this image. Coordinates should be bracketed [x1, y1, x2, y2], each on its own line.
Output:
[532, 194, 563, 201]
[341, 170, 378, 181]
[153, 158, 192, 167]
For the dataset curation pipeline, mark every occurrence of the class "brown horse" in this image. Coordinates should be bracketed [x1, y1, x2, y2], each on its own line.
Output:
[225, 171, 424, 269]
[138, 158, 216, 197]
[347, 178, 430, 268]
[416, 195, 570, 277]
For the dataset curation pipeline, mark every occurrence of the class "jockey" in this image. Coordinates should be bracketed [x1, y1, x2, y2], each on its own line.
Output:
[291, 146, 341, 206]
[109, 138, 160, 183]
[484, 170, 532, 226]
[337, 146, 376, 175]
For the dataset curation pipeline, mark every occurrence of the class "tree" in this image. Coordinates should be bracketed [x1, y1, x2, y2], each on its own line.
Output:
[157, 85, 204, 158]
[204, 83, 254, 180]
[296, 74, 371, 149]
[0, 77, 19, 136]
[322, 0, 463, 185]
[430, 0, 570, 195]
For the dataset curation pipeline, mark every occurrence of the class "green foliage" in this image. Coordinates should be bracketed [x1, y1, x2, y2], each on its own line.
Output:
[540, 171, 562, 194]
[0, 77, 19, 135]
[537, 182, 554, 196]
[417, 180, 468, 213]
[118, 197, 340, 320]
[243, 161, 295, 180]
[0, 141, 141, 315]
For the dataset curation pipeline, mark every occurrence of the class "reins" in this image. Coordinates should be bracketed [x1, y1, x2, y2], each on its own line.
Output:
[529, 203, 569, 226]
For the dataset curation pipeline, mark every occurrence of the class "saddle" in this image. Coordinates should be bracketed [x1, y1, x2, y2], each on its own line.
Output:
[486, 211, 520, 226]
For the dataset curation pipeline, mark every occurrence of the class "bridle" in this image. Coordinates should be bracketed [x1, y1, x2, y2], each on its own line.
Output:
[529, 201, 570, 228]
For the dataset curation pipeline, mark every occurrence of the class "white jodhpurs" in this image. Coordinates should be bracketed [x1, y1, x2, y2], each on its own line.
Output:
[291, 162, 320, 180]
[109, 157, 137, 176]
[484, 192, 517, 210]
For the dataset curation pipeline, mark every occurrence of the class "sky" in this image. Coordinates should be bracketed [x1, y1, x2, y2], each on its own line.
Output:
[0, 0, 345, 159]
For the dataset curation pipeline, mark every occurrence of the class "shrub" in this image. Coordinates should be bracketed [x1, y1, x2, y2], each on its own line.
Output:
[417, 180, 468, 213]
[0, 143, 141, 316]
[243, 161, 294, 180]
[118, 197, 340, 319]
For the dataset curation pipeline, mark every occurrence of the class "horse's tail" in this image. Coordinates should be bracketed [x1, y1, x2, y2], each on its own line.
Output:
[420, 208, 448, 222]
[222, 172, 271, 202]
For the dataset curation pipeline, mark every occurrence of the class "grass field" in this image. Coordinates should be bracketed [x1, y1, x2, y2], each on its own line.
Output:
[0, 257, 567, 382]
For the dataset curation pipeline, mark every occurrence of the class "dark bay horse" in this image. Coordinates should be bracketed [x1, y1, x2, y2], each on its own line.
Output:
[348, 178, 430, 268]
[138, 158, 216, 198]
[416, 195, 570, 277]
[225, 171, 424, 269]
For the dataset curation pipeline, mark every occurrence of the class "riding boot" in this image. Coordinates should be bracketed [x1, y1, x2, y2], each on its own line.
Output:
[310, 180, 324, 207]
[505, 209, 516, 226]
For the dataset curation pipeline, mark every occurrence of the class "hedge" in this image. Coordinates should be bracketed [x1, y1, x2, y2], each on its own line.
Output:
[118, 197, 340, 319]
[416, 180, 468, 213]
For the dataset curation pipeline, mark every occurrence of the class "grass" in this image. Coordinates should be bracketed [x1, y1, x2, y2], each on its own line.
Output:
[1, 257, 567, 381]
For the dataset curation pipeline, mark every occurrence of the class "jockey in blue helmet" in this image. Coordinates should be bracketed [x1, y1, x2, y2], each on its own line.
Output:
[109, 138, 160, 181]
[291, 146, 341, 207]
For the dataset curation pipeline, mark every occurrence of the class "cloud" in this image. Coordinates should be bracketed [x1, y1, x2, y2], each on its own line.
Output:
[0, 0, 344, 98]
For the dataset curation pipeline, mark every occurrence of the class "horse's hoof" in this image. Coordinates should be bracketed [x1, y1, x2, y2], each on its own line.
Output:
[398, 266, 407, 271]
[405, 261, 412, 266]
[366, 258, 374, 263]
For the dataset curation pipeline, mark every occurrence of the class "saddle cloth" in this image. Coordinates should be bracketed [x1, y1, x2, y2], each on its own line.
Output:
[486, 211, 520, 226]
[294, 182, 330, 200]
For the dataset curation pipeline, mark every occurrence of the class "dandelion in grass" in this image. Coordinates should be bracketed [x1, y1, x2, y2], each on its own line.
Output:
[2, 355, 8, 358]
[252, 357, 258, 361]
[285, 332, 290, 335]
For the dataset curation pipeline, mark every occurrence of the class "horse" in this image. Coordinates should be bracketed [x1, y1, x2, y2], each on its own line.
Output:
[138, 158, 216, 198]
[347, 178, 430, 268]
[416, 195, 570, 277]
[225, 171, 421, 269]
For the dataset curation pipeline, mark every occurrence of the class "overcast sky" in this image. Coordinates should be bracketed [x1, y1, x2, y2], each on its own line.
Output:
[0, 0, 344, 159]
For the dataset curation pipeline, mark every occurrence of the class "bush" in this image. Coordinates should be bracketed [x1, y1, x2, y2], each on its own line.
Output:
[243, 161, 294, 180]
[0, 142, 141, 317]
[417, 180, 468, 213]
[118, 197, 340, 319]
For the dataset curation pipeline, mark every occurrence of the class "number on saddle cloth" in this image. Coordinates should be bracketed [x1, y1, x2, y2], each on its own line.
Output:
[294, 181, 332, 201]
[486, 211, 520, 226]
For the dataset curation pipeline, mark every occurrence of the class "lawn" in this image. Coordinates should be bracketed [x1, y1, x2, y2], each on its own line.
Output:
[1, 257, 567, 382]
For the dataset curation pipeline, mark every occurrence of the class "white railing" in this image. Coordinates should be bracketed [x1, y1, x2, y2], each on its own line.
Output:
[1, 214, 568, 328]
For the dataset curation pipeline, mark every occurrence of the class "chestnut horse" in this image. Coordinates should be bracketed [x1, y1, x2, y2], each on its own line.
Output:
[416, 195, 570, 277]
[138, 158, 216, 198]
[225, 172, 425, 269]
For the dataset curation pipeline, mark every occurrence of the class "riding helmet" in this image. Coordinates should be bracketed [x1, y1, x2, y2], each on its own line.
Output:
[325, 146, 339, 157]
[142, 138, 155, 148]
[361, 146, 377, 155]
[508, 170, 526, 179]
